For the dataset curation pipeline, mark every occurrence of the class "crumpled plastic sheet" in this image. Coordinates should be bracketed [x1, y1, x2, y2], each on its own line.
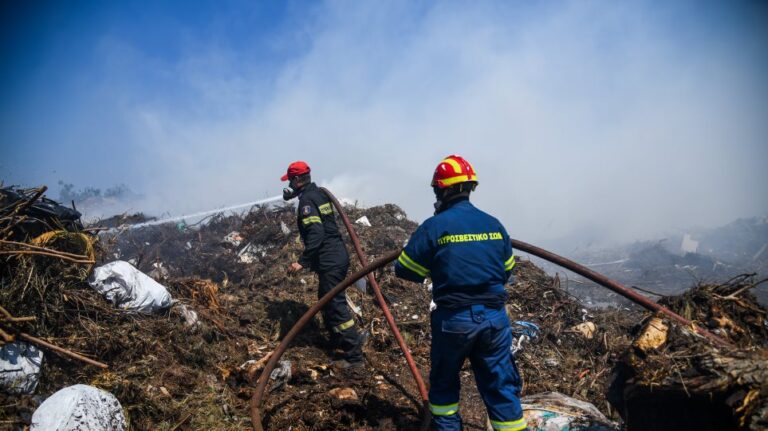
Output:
[522, 391, 619, 431]
[30, 384, 127, 431]
[88, 260, 173, 313]
[511, 321, 540, 355]
[0, 342, 43, 395]
[270, 360, 292, 389]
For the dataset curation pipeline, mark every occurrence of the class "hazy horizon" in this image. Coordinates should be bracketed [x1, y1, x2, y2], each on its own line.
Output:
[3, 1, 767, 252]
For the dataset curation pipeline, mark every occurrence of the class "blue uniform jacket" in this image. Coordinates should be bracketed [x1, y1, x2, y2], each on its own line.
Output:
[395, 198, 515, 309]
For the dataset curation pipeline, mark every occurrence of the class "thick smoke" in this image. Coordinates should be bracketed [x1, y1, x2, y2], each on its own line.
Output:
[2, 1, 767, 249]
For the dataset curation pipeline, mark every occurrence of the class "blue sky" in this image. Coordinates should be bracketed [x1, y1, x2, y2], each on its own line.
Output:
[2, 0, 767, 247]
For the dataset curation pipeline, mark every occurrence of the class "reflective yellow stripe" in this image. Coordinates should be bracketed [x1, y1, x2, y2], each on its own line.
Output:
[440, 173, 478, 186]
[429, 402, 459, 416]
[443, 158, 463, 174]
[318, 203, 333, 215]
[332, 319, 355, 333]
[491, 417, 527, 431]
[302, 216, 322, 225]
[505, 255, 516, 271]
[397, 251, 430, 277]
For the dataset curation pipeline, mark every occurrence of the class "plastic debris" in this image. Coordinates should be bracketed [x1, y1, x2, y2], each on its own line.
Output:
[354, 216, 372, 227]
[238, 243, 257, 263]
[0, 342, 44, 395]
[177, 304, 200, 328]
[88, 260, 173, 313]
[522, 392, 619, 431]
[238, 351, 274, 383]
[147, 261, 169, 280]
[270, 360, 292, 389]
[511, 321, 540, 355]
[353, 277, 367, 294]
[347, 294, 363, 318]
[280, 221, 291, 235]
[238, 243, 270, 263]
[581, 308, 593, 321]
[30, 384, 127, 431]
[223, 231, 244, 247]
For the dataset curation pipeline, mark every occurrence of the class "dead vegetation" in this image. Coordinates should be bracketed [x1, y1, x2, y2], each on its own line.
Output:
[2, 185, 766, 430]
[609, 276, 768, 431]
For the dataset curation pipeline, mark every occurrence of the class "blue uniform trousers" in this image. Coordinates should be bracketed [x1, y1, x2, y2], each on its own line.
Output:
[429, 305, 526, 431]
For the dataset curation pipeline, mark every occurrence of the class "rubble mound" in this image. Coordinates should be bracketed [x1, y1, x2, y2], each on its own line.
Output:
[508, 263, 637, 410]
[657, 275, 768, 348]
[13, 187, 765, 430]
[609, 276, 768, 431]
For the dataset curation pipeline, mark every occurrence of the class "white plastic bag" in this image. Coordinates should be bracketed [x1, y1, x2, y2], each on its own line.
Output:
[354, 216, 372, 227]
[31, 384, 127, 431]
[0, 342, 43, 394]
[89, 260, 172, 313]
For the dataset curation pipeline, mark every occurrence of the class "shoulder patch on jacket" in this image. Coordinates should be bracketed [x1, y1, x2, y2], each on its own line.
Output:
[301, 205, 312, 216]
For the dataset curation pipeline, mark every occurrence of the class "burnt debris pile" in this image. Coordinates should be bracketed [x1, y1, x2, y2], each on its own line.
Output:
[1, 185, 766, 430]
[609, 275, 768, 431]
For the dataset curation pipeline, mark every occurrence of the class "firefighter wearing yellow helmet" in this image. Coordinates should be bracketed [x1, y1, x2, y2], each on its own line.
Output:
[395, 155, 526, 431]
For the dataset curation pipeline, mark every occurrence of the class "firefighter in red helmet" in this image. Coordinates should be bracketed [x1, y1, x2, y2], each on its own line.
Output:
[281, 161, 364, 369]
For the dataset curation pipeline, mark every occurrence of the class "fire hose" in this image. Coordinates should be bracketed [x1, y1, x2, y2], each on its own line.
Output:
[320, 187, 429, 403]
[249, 231, 733, 430]
[251, 191, 430, 431]
[249, 250, 410, 431]
[510, 239, 733, 348]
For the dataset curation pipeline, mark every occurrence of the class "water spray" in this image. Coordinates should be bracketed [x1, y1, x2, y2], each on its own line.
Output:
[115, 195, 284, 230]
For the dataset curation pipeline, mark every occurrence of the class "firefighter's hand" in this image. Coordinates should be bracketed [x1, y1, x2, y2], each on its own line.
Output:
[288, 262, 303, 273]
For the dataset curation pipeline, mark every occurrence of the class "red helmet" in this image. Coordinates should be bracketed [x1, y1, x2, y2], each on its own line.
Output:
[431, 155, 478, 189]
[280, 161, 311, 181]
